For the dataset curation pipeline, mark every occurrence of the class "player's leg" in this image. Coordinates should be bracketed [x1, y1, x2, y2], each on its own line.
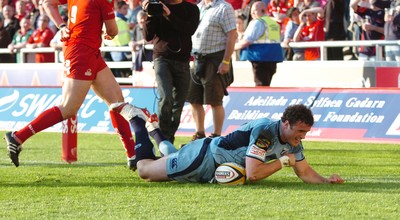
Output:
[136, 157, 169, 182]
[13, 78, 90, 143]
[129, 115, 158, 171]
[91, 66, 124, 106]
[146, 114, 177, 156]
[5, 77, 91, 167]
[91, 65, 137, 166]
[92, 66, 156, 170]
[138, 139, 213, 183]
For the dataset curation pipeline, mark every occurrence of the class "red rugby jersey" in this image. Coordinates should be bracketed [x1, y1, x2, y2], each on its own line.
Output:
[59, 0, 116, 49]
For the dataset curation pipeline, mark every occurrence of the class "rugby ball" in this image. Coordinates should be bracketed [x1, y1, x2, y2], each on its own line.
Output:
[214, 162, 246, 185]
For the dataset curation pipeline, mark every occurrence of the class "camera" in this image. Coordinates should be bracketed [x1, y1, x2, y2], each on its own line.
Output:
[147, 0, 163, 17]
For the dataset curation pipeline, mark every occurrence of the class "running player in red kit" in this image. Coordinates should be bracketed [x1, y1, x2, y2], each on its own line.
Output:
[3, 0, 149, 169]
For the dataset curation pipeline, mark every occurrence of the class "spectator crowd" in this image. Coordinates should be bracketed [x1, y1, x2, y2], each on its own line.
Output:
[1, 0, 399, 68]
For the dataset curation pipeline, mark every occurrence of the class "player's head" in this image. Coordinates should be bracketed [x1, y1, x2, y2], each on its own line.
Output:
[280, 104, 314, 146]
[281, 104, 314, 127]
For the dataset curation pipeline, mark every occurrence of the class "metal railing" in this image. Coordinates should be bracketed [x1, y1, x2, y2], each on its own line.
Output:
[0, 40, 399, 63]
[0, 45, 154, 64]
[285, 40, 400, 61]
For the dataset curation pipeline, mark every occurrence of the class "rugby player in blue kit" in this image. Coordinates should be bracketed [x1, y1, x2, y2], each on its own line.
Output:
[120, 104, 344, 184]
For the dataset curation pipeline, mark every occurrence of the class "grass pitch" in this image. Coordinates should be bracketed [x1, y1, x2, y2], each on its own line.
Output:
[1, 131, 399, 219]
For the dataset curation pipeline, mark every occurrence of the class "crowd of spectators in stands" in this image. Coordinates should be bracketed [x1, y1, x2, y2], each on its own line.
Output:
[0, 0, 399, 68]
[237, 0, 400, 61]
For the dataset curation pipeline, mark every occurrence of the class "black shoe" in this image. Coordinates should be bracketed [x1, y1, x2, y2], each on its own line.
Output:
[4, 132, 22, 167]
[127, 155, 160, 171]
[127, 156, 138, 171]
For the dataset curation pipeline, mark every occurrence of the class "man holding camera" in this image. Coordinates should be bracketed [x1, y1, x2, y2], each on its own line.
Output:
[141, 0, 200, 143]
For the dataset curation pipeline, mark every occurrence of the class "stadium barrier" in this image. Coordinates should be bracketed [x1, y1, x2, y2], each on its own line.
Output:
[1, 41, 399, 162]
[1, 40, 399, 87]
[1, 87, 399, 144]
[2, 40, 399, 62]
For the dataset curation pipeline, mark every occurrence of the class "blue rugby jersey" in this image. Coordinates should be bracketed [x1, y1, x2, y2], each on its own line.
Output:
[210, 118, 305, 167]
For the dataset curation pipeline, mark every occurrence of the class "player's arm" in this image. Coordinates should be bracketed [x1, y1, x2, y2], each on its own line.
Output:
[293, 159, 344, 184]
[245, 156, 289, 182]
[42, 0, 70, 42]
[245, 127, 296, 182]
[42, 0, 64, 28]
[104, 18, 118, 40]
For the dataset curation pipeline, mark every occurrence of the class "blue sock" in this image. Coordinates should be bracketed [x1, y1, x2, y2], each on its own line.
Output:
[149, 128, 177, 156]
[149, 128, 166, 145]
[158, 140, 178, 156]
[130, 117, 156, 160]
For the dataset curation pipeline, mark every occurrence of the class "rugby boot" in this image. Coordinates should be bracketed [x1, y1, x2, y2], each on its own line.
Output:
[4, 131, 22, 167]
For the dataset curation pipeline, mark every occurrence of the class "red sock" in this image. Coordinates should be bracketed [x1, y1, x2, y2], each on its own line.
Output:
[14, 106, 64, 144]
[109, 110, 136, 158]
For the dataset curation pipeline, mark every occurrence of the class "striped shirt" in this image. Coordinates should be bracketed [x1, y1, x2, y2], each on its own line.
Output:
[192, 0, 236, 54]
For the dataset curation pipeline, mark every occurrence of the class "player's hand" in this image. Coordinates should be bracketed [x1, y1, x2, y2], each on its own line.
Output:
[325, 174, 344, 184]
[278, 154, 296, 167]
[286, 154, 296, 166]
[60, 26, 71, 42]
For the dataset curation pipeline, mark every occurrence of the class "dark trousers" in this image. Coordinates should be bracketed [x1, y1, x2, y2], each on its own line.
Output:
[153, 57, 190, 143]
[251, 61, 277, 86]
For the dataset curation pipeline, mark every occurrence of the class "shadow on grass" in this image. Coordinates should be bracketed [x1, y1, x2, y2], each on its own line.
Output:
[1, 162, 126, 167]
[1, 161, 399, 194]
[1, 173, 399, 194]
[245, 179, 400, 193]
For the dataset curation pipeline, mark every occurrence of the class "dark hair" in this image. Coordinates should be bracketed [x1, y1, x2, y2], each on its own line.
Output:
[372, 0, 391, 9]
[286, 7, 298, 17]
[116, 0, 127, 9]
[281, 104, 314, 127]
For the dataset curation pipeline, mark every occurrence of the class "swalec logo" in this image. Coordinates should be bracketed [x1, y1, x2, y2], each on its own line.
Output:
[0, 90, 19, 112]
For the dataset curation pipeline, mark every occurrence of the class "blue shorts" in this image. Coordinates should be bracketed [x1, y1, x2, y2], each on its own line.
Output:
[165, 138, 248, 183]
[166, 138, 216, 183]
